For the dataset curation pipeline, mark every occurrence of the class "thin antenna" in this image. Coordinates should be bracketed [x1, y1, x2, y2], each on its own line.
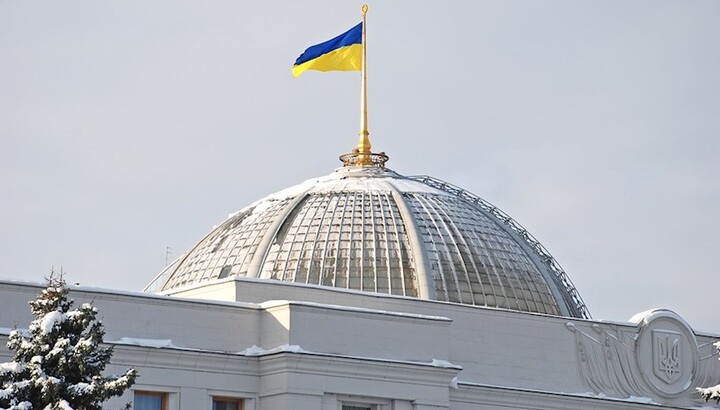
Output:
[165, 246, 173, 267]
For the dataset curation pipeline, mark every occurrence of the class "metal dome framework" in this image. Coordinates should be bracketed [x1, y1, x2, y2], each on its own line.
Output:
[146, 168, 590, 319]
[406, 175, 590, 319]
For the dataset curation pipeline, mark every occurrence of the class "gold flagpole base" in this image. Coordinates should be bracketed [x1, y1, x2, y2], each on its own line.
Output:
[339, 150, 388, 167]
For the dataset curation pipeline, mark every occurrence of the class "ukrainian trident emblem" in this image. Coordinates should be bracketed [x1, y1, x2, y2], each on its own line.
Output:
[652, 330, 681, 384]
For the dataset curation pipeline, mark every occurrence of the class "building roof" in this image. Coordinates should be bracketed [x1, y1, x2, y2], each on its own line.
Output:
[145, 165, 589, 318]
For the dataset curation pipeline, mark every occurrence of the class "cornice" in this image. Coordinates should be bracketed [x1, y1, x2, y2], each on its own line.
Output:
[452, 382, 690, 410]
[258, 351, 459, 385]
[109, 344, 260, 377]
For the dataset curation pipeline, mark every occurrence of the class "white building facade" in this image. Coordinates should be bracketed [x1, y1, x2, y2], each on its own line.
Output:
[2, 164, 718, 409]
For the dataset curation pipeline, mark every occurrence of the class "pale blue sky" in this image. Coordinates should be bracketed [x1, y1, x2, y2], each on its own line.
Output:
[1, 1, 718, 331]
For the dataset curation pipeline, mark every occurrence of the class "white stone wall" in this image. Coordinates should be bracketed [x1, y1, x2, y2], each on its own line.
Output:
[179, 278, 720, 407]
[1, 279, 718, 409]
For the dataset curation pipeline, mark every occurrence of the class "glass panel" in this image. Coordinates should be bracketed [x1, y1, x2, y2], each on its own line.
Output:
[213, 399, 240, 410]
[404, 193, 561, 315]
[261, 192, 416, 297]
[134, 393, 163, 410]
[161, 198, 293, 290]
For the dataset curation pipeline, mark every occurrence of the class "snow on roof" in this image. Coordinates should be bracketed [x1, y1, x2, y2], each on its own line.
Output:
[112, 337, 177, 349]
[455, 380, 662, 406]
[0, 278, 264, 311]
[259, 300, 452, 322]
[103, 338, 462, 371]
[235, 343, 462, 370]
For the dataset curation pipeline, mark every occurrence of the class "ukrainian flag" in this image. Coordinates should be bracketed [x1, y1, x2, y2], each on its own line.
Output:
[292, 23, 362, 77]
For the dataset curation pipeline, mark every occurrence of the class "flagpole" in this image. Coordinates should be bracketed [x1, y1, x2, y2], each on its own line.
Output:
[357, 4, 371, 165]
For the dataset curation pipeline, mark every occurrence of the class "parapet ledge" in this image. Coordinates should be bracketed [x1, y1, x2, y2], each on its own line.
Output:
[259, 299, 452, 324]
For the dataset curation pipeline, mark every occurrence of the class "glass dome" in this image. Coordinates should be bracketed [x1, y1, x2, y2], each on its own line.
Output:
[146, 166, 590, 319]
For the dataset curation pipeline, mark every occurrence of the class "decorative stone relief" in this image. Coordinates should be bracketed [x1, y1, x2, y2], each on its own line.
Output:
[652, 329, 681, 384]
[566, 321, 652, 398]
[696, 340, 720, 389]
[567, 309, 719, 404]
[634, 310, 697, 397]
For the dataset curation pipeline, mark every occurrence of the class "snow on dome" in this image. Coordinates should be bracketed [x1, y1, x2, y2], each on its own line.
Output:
[145, 166, 590, 319]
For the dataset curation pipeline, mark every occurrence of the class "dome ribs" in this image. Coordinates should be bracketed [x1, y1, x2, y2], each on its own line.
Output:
[407, 175, 590, 319]
[318, 194, 340, 287]
[428, 197, 485, 305]
[362, 192, 373, 292]
[378, 192, 399, 296]
[418, 194, 471, 304]
[401, 186, 570, 316]
[290, 194, 324, 285]
[255, 190, 417, 295]
[331, 194, 350, 289]
[367, 191, 379, 294]
[150, 167, 589, 319]
[251, 194, 311, 281]
[270, 196, 311, 282]
[346, 191, 359, 290]
[424, 195, 483, 306]
[409, 195, 450, 302]
[391, 190, 430, 300]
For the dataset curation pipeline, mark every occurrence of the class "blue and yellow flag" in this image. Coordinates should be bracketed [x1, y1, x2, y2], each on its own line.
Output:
[292, 23, 362, 77]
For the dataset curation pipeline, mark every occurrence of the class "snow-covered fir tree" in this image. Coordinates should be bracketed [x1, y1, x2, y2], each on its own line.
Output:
[698, 341, 720, 405]
[0, 274, 137, 410]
